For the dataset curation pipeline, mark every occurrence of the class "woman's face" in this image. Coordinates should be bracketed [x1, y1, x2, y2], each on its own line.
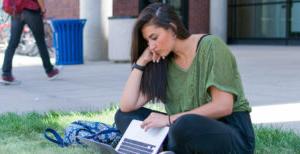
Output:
[141, 24, 176, 58]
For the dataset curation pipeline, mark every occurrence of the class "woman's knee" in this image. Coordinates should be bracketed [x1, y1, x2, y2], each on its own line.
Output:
[168, 114, 219, 143]
[114, 108, 151, 123]
[168, 115, 196, 143]
[168, 114, 235, 153]
[114, 108, 152, 133]
[170, 114, 208, 133]
[114, 109, 133, 133]
[114, 109, 125, 123]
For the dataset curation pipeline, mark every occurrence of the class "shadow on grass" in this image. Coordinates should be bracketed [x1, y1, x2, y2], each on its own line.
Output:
[0, 112, 62, 138]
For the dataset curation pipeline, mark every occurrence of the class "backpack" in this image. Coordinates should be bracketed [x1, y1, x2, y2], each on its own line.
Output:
[44, 120, 122, 148]
[2, 0, 24, 15]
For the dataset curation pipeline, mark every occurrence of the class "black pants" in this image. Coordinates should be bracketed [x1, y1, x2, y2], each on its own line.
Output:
[2, 9, 53, 77]
[114, 108, 255, 154]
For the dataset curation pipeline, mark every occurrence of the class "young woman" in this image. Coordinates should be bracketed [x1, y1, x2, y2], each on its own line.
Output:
[115, 3, 255, 153]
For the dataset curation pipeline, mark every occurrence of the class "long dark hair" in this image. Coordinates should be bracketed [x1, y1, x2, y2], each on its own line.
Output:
[131, 3, 190, 103]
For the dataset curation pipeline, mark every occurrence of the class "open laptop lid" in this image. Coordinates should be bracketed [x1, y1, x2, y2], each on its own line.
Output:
[115, 120, 169, 154]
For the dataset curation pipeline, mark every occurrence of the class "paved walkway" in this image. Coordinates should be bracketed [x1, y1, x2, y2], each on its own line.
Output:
[0, 45, 300, 133]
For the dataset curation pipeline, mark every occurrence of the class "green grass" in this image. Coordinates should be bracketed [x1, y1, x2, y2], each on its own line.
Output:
[255, 125, 300, 153]
[0, 104, 299, 153]
[0, 106, 119, 154]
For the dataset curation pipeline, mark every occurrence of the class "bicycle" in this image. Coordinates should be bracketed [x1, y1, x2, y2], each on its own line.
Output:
[0, 0, 10, 53]
[15, 19, 55, 57]
[0, 9, 54, 57]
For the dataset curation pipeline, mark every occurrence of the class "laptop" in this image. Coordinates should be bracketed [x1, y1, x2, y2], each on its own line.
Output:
[79, 119, 169, 154]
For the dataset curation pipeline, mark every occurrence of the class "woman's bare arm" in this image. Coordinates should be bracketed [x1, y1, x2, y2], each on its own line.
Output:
[120, 67, 149, 112]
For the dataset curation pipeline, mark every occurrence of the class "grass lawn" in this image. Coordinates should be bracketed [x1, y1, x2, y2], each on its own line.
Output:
[0, 104, 299, 154]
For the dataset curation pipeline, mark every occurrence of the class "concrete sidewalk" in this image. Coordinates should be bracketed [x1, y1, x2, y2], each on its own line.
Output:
[0, 45, 300, 133]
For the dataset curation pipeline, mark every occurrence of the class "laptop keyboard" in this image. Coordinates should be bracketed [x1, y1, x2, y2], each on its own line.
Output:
[118, 138, 156, 154]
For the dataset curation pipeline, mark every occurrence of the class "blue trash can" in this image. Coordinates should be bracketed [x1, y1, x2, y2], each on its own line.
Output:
[51, 19, 86, 65]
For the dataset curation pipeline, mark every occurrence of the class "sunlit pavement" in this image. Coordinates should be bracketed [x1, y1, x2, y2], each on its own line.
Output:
[251, 102, 300, 134]
[0, 45, 300, 133]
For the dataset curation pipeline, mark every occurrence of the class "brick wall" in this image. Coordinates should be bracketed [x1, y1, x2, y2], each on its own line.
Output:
[188, 0, 209, 34]
[45, 0, 80, 19]
[111, 0, 210, 33]
[113, 0, 139, 17]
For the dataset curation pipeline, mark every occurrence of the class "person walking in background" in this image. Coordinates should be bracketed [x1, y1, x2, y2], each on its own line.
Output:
[115, 3, 255, 153]
[1, 0, 59, 85]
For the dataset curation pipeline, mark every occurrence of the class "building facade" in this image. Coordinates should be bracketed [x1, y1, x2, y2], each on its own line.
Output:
[45, 0, 79, 19]
[41, 0, 299, 61]
[113, 0, 300, 45]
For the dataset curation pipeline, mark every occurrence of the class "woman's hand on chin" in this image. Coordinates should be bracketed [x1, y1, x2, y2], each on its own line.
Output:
[137, 47, 165, 65]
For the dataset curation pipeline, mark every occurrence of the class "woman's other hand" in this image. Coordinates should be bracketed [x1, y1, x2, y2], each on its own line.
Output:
[141, 112, 169, 131]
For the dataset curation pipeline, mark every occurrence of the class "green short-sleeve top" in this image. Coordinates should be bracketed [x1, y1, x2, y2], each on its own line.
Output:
[165, 35, 251, 115]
